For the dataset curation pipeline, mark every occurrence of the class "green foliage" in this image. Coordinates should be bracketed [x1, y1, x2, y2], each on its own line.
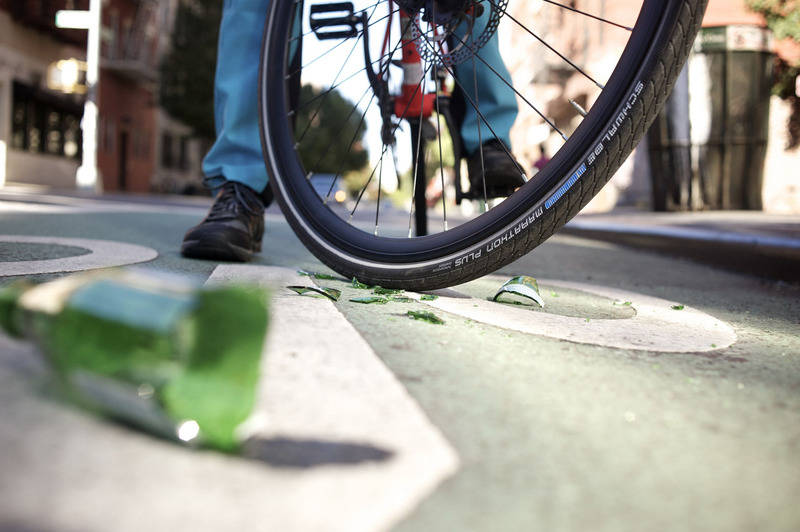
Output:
[747, 0, 800, 147]
[159, 0, 222, 139]
[295, 85, 369, 175]
[747, 0, 800, 45]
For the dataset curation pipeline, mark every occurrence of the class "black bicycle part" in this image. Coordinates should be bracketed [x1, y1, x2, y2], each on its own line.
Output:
[309, 2, 361, 40]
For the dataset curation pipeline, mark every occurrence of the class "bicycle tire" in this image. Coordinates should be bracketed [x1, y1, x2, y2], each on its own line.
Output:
[260, 0, 708, 290]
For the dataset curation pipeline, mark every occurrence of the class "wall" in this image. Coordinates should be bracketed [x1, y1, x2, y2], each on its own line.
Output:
[152, 109, 205, 194]
[7, 149, 79, 188]
[97, 71, 156, 193]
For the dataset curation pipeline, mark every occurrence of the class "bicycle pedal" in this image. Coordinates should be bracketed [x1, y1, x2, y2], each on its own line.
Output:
[310, 2, 360, 40]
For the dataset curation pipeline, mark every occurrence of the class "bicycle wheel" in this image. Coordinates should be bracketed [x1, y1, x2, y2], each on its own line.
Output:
[260, 0, 708, 290]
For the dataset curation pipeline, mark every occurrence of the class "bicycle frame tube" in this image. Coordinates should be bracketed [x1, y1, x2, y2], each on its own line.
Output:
[395, 7, 435, 120]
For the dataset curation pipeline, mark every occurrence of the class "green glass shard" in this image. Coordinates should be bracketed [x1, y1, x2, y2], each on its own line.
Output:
[287, 286, 341, 301]
[493, 276, 545, 308]
[352, 278, 370, 290]
[420, 294, 439, 301]
[388, 296, 415, 303]
[671, 305, 685, 310]
[407, 310, 445, 325]
[297, 270, 337, 280]
[349, 296, 389, 305]
[373, 286, 403, 295]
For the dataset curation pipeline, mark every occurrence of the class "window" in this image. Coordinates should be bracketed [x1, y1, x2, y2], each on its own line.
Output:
[178, 136, 188, 171]
[11, 82, 82, 160]
[161, 133, 173, 168]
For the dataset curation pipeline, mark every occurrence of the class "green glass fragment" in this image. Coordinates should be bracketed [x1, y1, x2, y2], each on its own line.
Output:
[349, 296, 389, 305]
[671, 305, 685, 311]
[297, 270, 337, 280]
[420, 294, 439, 301]
[388, 296, 415, 303]
[352, 278, 370, 290]
[407, 310, 445, 325]
[287, 286, 341, 301]
[373, 286, 403, 295]
[493, 276, 545, 308]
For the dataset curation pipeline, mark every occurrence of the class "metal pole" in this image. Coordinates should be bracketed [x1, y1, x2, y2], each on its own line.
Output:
[76, 0, 101, 192]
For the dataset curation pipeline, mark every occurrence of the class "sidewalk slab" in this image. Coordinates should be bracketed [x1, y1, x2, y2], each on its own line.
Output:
[564, 210, 800, 282]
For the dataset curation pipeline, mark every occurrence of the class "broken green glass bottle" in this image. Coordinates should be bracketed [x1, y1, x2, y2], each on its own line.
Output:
[0, 269, 269, 452]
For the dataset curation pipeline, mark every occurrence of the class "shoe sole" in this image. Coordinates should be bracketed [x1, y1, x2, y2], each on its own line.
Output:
[181, 237, 259, 263]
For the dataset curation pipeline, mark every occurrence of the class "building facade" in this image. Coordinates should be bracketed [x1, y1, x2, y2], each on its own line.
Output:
[0, 0, 88, 188]
[0, 0, 203, 193]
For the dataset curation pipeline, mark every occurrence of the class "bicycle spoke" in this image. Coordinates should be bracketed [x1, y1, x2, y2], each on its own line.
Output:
[289, 0, 387, 42]
[325, 91, 377, 201]
[306, 82, 373, 178]
[485, 0, 605, 89]
[540, 0, 633, 31]
[472, 32, 488, 213]
[296, 21, 370, 145]
[294, 14, 414, 115]
[432, 2, 448, 232]
[306, 15, 407, 186]
[289, 7, 398, 77]
[295, 54, 386, 114]
[349, 60, 436, 220]
[446, 26, 569, 142]
[374, 150, 384, 236]
[410, 18, 541, 180]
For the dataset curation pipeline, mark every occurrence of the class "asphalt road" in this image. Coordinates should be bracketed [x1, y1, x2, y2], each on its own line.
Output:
[1, 192, 798, 532]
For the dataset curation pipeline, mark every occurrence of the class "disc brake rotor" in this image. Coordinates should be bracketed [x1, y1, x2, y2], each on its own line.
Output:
[410, 0, 508, 67]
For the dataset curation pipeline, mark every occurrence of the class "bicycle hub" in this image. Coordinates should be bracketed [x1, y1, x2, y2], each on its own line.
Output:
[394, 0, 478, 24]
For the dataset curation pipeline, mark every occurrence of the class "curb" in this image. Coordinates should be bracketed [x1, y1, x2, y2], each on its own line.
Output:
[562, 220, 800, 283]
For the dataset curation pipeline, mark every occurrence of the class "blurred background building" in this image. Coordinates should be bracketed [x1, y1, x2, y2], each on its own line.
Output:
[0, 0, 203, 194]
[507, 0, 800, 214]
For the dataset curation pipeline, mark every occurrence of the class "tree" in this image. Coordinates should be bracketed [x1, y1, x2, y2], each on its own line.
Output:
[160, 0, 222, 140]
[747, 0, 800, 147]
[295, 84, 369, 175]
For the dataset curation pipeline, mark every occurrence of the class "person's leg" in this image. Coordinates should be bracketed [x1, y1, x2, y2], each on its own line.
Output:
[202, 0, 272, 194]
[453, 14, 518, 155]
[450, 14, 523, 197]
[182, 0, 271, 262]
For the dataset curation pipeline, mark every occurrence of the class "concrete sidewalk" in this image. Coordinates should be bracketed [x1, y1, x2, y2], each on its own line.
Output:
[564, 209, 800, 282]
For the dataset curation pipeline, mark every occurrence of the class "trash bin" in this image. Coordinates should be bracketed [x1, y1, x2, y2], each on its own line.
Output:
[648, 25, 774, 211]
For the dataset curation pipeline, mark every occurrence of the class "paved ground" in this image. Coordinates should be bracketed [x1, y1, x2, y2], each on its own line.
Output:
[0, 190, 799, 532]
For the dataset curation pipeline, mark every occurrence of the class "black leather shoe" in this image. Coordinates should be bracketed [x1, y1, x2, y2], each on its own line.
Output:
[467, 139, 527, 198]
[181, 181, 265, 262]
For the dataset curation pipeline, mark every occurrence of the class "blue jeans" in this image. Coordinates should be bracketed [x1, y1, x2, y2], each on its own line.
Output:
[203, 0, 518, 193]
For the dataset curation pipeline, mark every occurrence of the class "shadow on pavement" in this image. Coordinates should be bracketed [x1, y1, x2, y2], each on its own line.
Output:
[243, 437, 394, 469]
